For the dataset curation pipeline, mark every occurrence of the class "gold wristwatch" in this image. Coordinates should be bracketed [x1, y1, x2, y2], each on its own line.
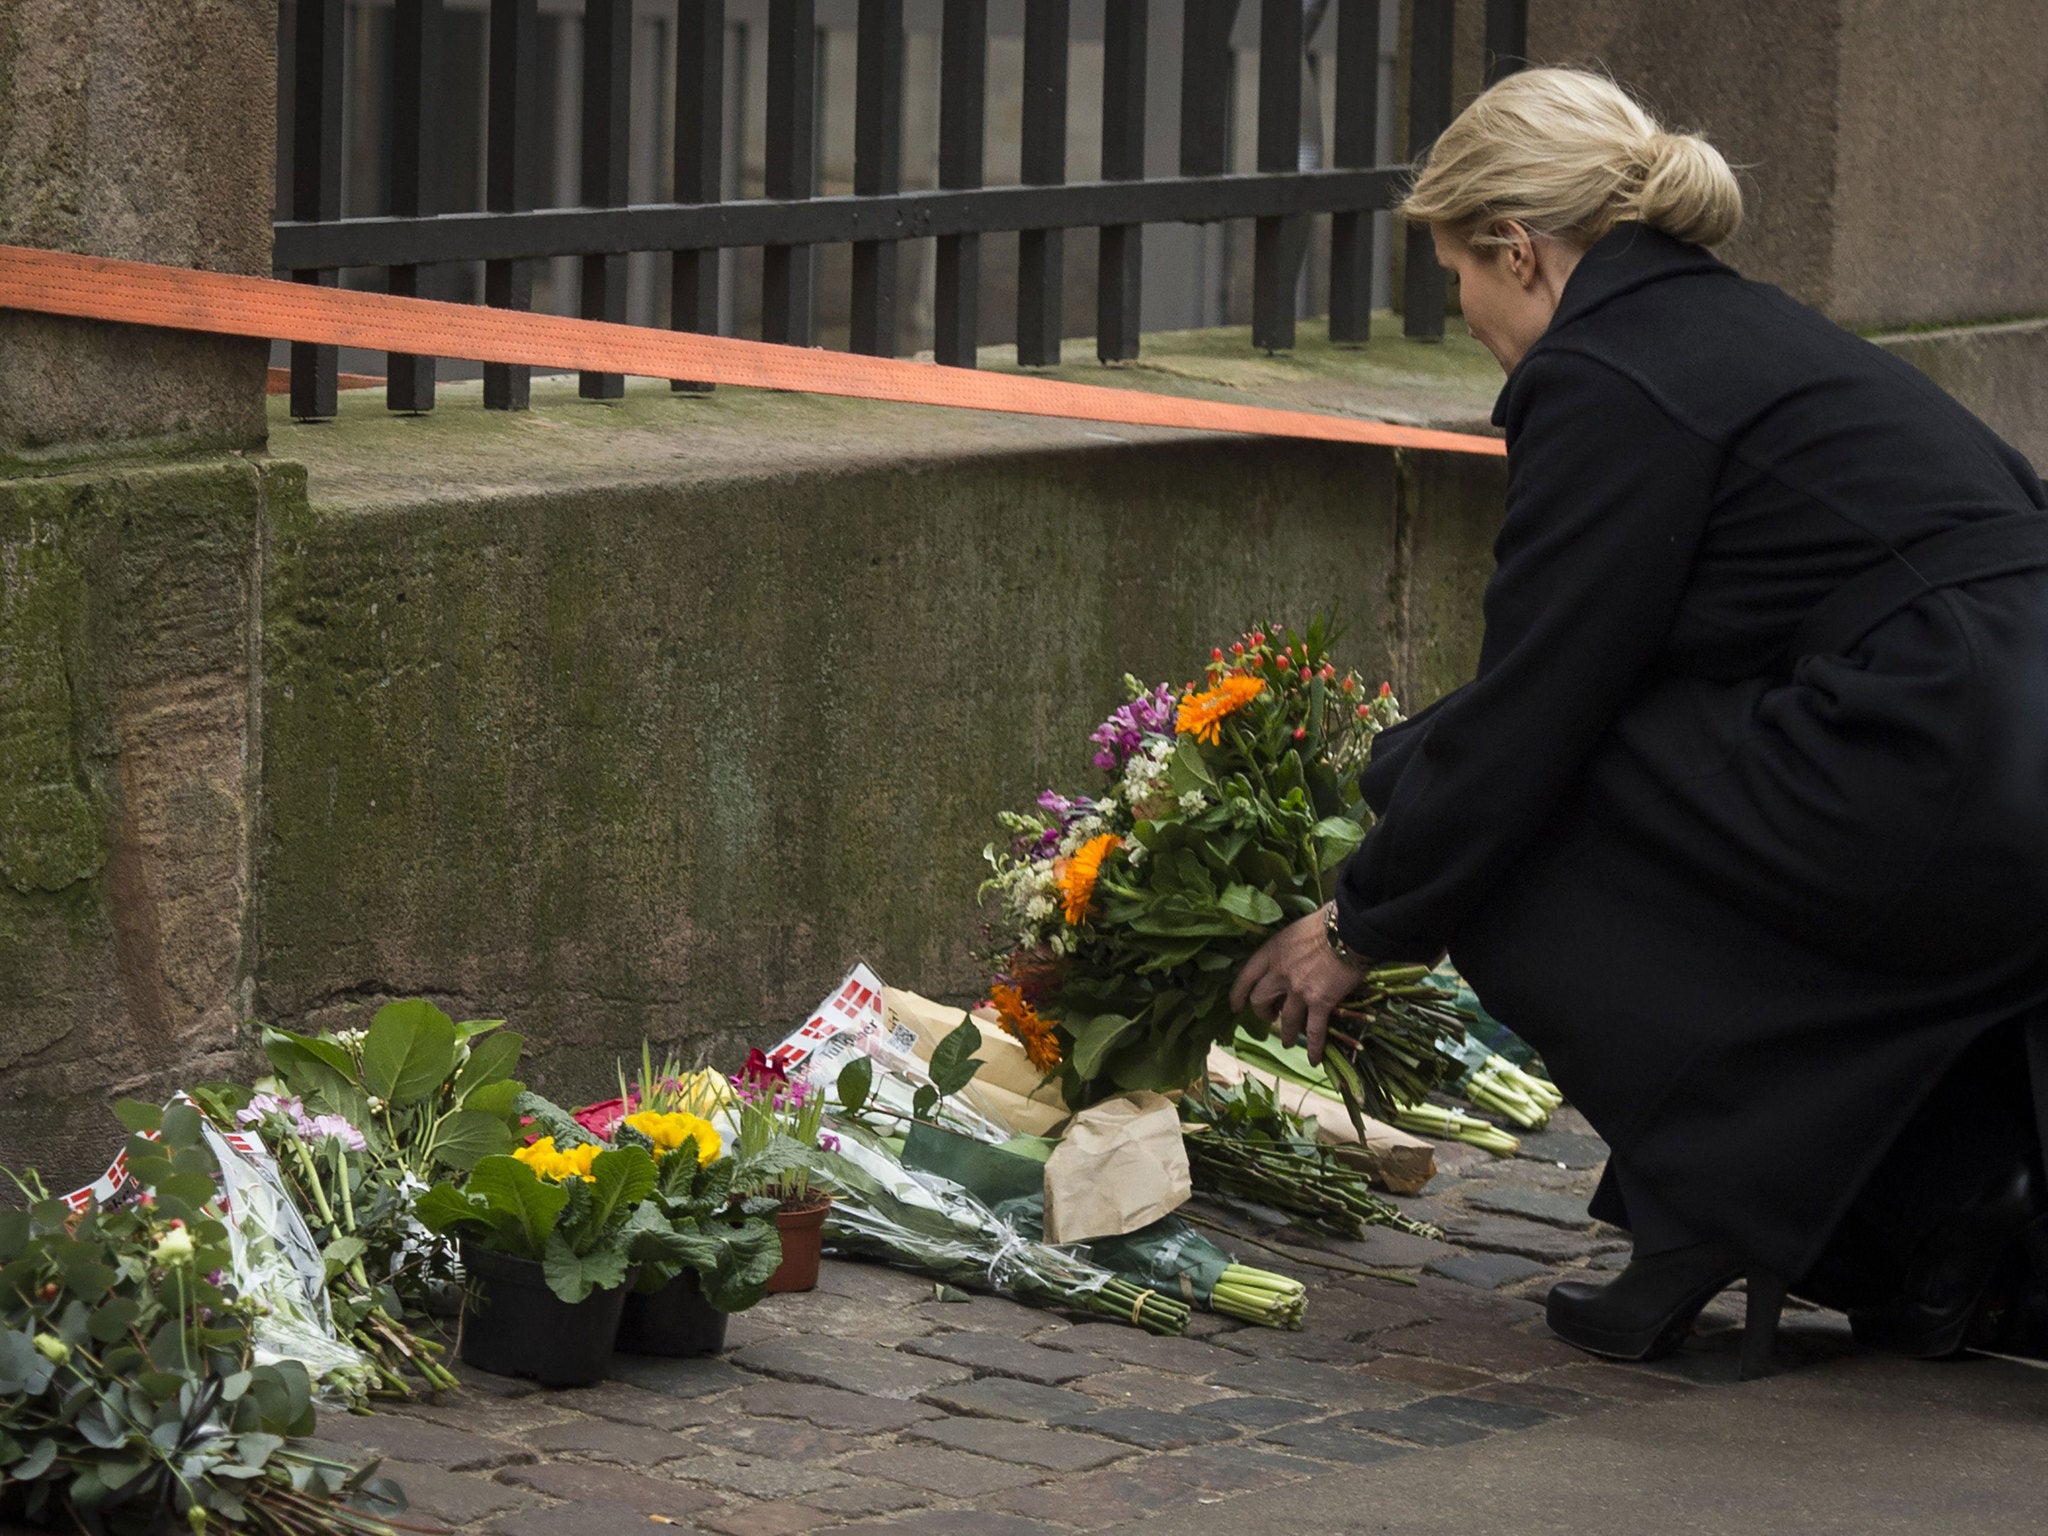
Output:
[1322, 901, 1368, 967]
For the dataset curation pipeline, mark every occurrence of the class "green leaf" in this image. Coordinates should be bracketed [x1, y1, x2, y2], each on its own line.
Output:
[541, 1229, 629, 1303]
[261, 1029, 372, 1123]
[1217, 884, 1285, 927]
[1070, 1012, 1140, 1080]
[454, 1018, 507, 1041]
[12, 1438, 56, 1481]
[88, 1296, 142, 1343]
[911, 1085, 939, 1122]
[463, 1078, 525, 1121]
[113, 1099, 163, 1135]
[577, 1148, 659, 1243]
[361, 999, 460, 1107]
[1168, 736, 1219, 794]
[928, 1016, 985, 1098]
[836, 1054, 874, 1115]
[1311, 815, 1368, 868]
[320, 1236, 366, 1280]
[160, 1102, 203, 1148]
[451, 1030, 523, 1105]
[430, 1109, 516, 1172]
[460, 1156, 570, 1258]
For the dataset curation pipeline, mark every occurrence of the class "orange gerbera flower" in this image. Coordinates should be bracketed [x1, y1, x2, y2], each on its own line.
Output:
[1176, 674, 1266, 744]
[989, 983, 1063, 1072]
[1058, 832, 1123, 924]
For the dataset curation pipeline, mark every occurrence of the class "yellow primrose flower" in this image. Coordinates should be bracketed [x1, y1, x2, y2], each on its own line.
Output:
[624, 1109, 722, 1166]
[514, 1136, 601, 1183]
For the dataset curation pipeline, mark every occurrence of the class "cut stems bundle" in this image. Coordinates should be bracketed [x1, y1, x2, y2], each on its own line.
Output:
[1180, 1077, 1441, 1241]
[1460, 1055, 1563, 1130]
[1392, 1100, 1521, 1156]
[1211, 1263, 1306, 1328]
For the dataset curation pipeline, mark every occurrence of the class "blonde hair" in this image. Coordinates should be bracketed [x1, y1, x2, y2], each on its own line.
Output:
[1399, 67, 1742, 251]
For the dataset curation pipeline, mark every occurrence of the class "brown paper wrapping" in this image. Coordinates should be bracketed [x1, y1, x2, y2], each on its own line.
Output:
[1042, 1091, 1193, 1243]
[882, 987, 1071, 1137]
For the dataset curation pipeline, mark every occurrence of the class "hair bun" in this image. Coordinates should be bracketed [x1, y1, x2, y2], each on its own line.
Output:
[1630, 130, 1743, 247]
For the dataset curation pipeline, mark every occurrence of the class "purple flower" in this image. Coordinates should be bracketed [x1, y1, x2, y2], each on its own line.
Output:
[1088, 685, 1176, 769]
[306, 1114, 367, 1152]
[818, 1132, 842, 1154]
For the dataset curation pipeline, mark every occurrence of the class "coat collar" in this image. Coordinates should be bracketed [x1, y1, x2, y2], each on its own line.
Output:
[1491, 223, 1732, 425]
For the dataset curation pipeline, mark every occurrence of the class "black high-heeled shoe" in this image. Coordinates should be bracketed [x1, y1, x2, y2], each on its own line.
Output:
[1848, 1165, 2042, 1359]
[1546, 1240, 1788, 1380]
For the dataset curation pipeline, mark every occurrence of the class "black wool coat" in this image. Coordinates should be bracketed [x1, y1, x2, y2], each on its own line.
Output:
[1332, 223, 2048, 1280]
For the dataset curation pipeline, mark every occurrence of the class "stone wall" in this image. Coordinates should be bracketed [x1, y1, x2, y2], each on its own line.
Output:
[0, 0, 274, 468]
[0, 369, 1512, 1184]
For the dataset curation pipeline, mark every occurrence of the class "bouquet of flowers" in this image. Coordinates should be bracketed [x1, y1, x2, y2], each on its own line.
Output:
[0, 1104, 407, 1536]
[981, 619, 1463, 1128]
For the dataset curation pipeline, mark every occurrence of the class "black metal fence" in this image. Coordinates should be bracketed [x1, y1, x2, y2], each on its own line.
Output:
[275, 0, 1527, 420]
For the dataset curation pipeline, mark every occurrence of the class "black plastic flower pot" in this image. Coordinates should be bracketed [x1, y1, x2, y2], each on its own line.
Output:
[457, 1241, 631, 1388]
[615, 1268, 730, 1358]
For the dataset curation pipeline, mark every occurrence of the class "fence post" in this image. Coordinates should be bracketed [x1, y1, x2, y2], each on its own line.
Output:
[1251, 0, 1307, 352]
[580, 0, 633, 399]
[484, 0, 540, 410]
[1180, 0, 1240, 180]
[1016, 0, 1071, 368]
[934, 0, 988, 368]
[763, 0, 819, 346]
[1096, 0, 1146, 363]
[1402, 0, 1454, 340]
[672, 0, 726, 391]
[289, 0, 344, 421]
[387, 0, 443, 413]
[850, 0, 906, 356]
[1484, 0, 1527, 84]
[1327, 0, 1380, 343]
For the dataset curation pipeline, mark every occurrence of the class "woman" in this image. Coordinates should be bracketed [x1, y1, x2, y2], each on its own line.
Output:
[1233, 67, 2048, 1374]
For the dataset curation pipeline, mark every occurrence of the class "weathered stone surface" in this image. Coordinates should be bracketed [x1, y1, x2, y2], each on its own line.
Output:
[1206, 1358, 1413, 1407]
[1511, 1130, 1612, 1171]
[732, 1338, 972, 1401]
[985, 1459, 1206, 1530]
[844, 1511, 1068, 1536]
[1464, 1188, 1599, 1230]
[747, 1287, 937, 1345]
[491, 1502, 705, 1536]
[375, 1461, 535, 1525]
[1256, 1422, 1418, 1465]
[1437, 1215, 1597, 1266]
[838, 1445, 1041, 1498]
[609, 1355, 755, 1399]
[900, 1331, 1099, 1384]
[698, 1501, 838, 1536]
[523, 1417, 694, 1467]
[919, 1378, 1101, 1424]
[906, 1416, 1134, 1471]
[1412, 1393, 1559, 1432]
[736, 1380, 944, 1433]
[1185, 1395, 1326, 1429]
[795, 1480, 931, 1519]
[915, 1295, 1072, 1338]
[1425, 1252, 1556, 1291]
[1312, 1226, 1456, 1269]
[1037, 1325, 1247, 1376]
[693, 1418, 859, 1462]
[496, 1461, 726, 1519]
[663, 1453, 856, 1502]
[1373, 1319, 1585, 1375]
[1465, 1378, 1604, 1417]
[0, 1, 271, 466]
[1065, 1370, 1234, 1411]
[1054, 1408, 1240, 1451]
[1359, 1356, 1495, 1394]
[314, 1411, 530, 1472]
[1329, 1406, 1496, 1449]
[1170, 1442, 1329, 1489]
[558, 1380, 733, 1431]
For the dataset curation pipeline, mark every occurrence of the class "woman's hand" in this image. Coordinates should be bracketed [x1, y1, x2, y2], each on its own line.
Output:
[1230, 908, 1368, 1066]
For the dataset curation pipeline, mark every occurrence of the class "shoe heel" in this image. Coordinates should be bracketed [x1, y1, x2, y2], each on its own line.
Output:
[1739, 1271, 1787, 1381]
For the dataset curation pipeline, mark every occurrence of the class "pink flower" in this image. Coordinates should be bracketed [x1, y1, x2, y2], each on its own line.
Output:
[573, 1097, 630, 1139]
[307, 1114, 367, 1152]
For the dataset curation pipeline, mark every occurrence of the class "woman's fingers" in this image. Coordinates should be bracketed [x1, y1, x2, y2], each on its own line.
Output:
[1303, 997, 1333, 1067]
[1278, 990, 1309, 1050]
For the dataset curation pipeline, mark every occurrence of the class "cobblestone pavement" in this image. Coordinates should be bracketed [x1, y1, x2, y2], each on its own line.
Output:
[310, 1109, 1876, 1535]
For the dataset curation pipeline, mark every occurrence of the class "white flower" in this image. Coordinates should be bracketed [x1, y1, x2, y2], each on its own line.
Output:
[152, 1222, 195, 1267]
[1178, 790, 1209, 814]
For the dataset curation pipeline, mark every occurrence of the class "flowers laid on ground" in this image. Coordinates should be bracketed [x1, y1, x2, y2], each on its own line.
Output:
[728, 1050, 834, 1209]
[196, 999, 529, 1396]
[981, 619, 1462, 1128]
[0, 1104, 407, 1536]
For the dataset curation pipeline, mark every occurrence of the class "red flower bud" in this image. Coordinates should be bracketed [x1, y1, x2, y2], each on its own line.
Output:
[1252, 631, 1265, 645]
[1293, 726, 1307, 740]
[1299, 666, 1313, 681]
[1341, 676, 1357, 693]
[39, 1282, 58, 1300]
[1211, 648, 1223, 661]
[1356, 703, 1371, 717]
[1379, 681, 1393, 697]
[1231, 642, 1244, 654]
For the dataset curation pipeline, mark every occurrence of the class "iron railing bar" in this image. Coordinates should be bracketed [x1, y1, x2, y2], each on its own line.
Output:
[934, 0, 988, 368]
[1179, 0, 1241, 179]
[288, 0, 344, 421]
[672, 0, 726, 391]
[484, 0, 540, 409]
[1403, 0, 1454, 340]
[386, 0, 441, 412]
[1016, 0, 1069, 367]
[1096, 0, 1146, 363]
[274, 168, 1403, 270]
[849, 0, 905, 357]
[1252, 0, 1307, 352]
[1327, 0, 1379, 343]
[1484, 0, 1528, 85]
[580, 0, 633, 399]
[762, 0, 818, 345]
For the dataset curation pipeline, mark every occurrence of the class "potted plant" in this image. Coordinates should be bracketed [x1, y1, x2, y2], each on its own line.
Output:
[413, 1139, 656, 1387]
[556, 1049, 783, 1357]
[729, 1050, 838, 1293]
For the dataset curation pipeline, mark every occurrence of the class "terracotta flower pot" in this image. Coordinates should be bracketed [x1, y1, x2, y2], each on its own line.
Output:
[766, 1195, 832, 1294]
[457, 1242, 632, 1388]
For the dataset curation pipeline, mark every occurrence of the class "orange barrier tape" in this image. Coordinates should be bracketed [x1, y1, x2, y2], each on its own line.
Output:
[0, 244, 1504, 458]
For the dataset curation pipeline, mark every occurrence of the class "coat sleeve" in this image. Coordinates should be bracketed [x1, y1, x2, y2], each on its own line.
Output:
[1332, 348, 1719, 960]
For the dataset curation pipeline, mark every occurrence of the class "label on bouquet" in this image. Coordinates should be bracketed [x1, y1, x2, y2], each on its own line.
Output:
[769, 961, 921, 1090]
[57, 1096, 268, 1213]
